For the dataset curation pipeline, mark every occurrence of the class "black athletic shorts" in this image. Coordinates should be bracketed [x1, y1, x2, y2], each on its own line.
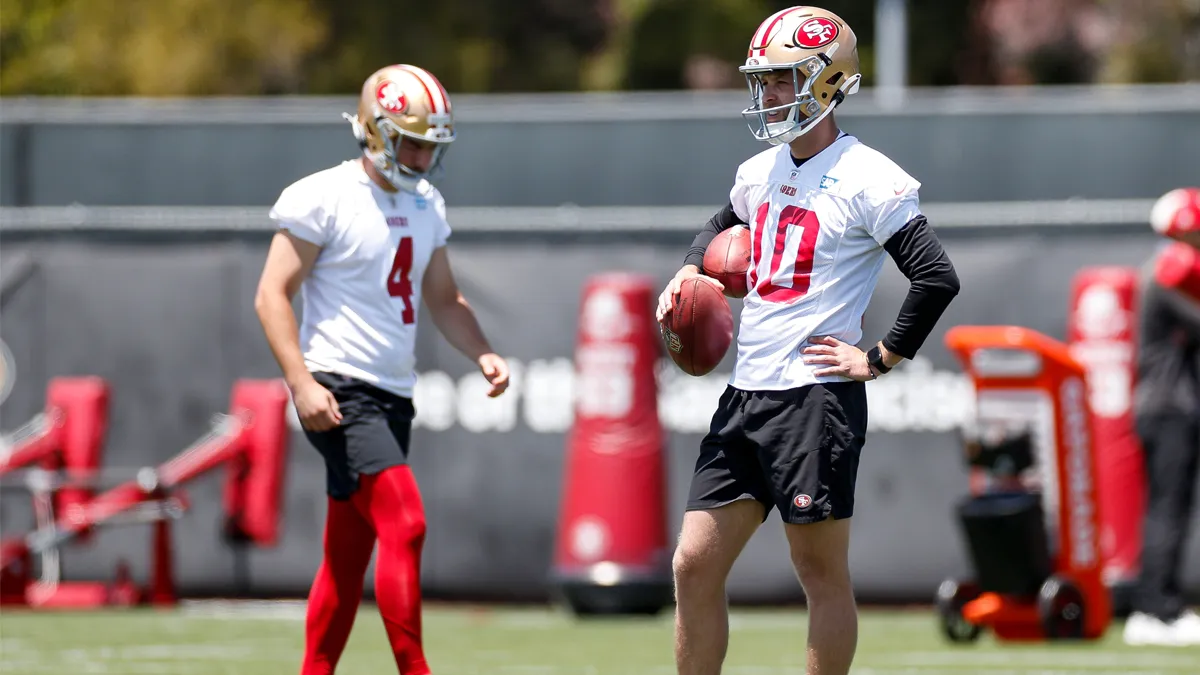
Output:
[686, 381, 868, 525]
[302, 371, 415, 500]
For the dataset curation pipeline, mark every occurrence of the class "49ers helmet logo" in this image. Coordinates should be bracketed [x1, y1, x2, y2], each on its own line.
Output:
[793, 494, 813, 509]
[794, 17, 838, 48]
[375, 80, 408, 114]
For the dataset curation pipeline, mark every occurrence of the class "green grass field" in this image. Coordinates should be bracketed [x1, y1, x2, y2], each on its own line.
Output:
[1, 602, 1197, 674]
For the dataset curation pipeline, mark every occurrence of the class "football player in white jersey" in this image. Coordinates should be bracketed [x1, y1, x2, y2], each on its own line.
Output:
[655, 7, 960, 675]
[254, 64, 509, 675]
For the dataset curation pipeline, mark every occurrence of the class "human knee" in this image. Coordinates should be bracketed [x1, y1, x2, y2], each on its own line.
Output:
[408, 512, 427, 546]
[672, 539, 726, 592]
[671, 542, 704, 584]
[374, 505, 426, 550]
[791, 550, 851, 599]
[398, 509, 427, 548]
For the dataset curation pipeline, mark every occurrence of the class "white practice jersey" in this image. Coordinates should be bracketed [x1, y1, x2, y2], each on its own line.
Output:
[269, 160, 450, 398]
[729, 134, 922, 391]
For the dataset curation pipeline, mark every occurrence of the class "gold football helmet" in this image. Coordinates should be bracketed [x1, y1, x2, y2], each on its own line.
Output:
[739, 6, 862, 145]
[344, 64, 456, 193]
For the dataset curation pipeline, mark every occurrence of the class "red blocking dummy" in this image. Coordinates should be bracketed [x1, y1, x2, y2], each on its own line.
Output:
[1066, 268, 1145, 601]
[223, 379, 291, 546]
[45, 377, 111, 542]
[552, 273, 672, 615]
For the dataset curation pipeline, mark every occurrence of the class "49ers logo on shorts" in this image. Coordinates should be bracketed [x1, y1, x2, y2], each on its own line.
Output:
[793, 493, 813, 510]
[375, 80, 408, 114]
[794, 17, 838, 49]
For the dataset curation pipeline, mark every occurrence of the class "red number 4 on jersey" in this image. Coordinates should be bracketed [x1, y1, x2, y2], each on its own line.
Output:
[387, 237, 416, 324]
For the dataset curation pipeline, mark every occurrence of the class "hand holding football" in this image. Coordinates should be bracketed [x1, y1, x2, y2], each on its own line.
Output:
[703, 226, 752, 298]
[660, 277, 733, 376]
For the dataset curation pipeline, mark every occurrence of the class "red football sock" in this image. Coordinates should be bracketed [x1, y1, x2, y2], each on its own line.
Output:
[352, 467, 430, 675]
[301, 496, 377, 675]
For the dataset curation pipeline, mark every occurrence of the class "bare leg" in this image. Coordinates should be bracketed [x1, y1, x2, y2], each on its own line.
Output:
[784, 517, 856, 675]
[673, 499, 765, 675]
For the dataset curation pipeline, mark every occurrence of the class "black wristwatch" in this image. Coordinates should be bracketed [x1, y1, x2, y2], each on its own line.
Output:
[866, 345, 892, 375]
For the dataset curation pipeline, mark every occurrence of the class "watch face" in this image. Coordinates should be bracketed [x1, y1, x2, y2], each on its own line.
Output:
[868, 348, 888, 371]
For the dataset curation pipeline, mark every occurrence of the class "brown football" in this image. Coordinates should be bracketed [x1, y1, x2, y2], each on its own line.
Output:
[703, 226, 752, 298]
[660, 277, 733, 376]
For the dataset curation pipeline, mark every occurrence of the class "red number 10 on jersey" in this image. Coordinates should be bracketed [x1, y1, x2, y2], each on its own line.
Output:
[748, 202, 822, 303]
[387, 237, 416, 324]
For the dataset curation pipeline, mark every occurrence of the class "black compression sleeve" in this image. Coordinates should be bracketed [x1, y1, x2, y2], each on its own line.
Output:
[684, 202, 746, 269]
[1156, 281, 1200, 336]
[881, 216, 961, 359]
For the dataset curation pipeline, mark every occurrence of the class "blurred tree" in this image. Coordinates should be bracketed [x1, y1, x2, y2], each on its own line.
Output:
[623, 0, 770, 90]
[969, 0, 1102, 85]
[0, 0, 1192, 95]
[579, 0, 656, 90]
[0, 0, 615, 95]
[621, 1, 976, 90]
[0, 0, 327, 95]
[964, 0, 1200, 86]
[302, 0, 616, 94]
[905, 0, 987, 86]
[1097, 0, 1200, 83]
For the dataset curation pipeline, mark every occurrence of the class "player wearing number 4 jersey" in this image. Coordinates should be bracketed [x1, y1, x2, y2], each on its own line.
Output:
[656, 7, 960, 675]
[254, 65, 509, 675]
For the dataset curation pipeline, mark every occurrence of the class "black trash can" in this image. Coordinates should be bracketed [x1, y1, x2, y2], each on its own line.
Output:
[956, 491, 1053, 597]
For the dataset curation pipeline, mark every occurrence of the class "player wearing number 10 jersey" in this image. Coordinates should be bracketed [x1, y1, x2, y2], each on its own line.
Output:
[254, 65, 509, 675]
[655, 7, 960, 675]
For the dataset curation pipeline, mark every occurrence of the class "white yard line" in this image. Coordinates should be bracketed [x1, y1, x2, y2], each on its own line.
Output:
[178, 598, 309, 621]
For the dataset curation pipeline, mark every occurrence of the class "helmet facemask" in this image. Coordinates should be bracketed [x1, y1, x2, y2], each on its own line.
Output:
[740, 54, 838, 146]
[345, 112, 455, 194]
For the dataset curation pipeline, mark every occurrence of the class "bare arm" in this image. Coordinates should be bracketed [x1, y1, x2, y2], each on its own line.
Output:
[422, 246, 494, 361]
[422, 246, 509, 397]
[254, 231, 321, 389]
[254, 231, 343, 429]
